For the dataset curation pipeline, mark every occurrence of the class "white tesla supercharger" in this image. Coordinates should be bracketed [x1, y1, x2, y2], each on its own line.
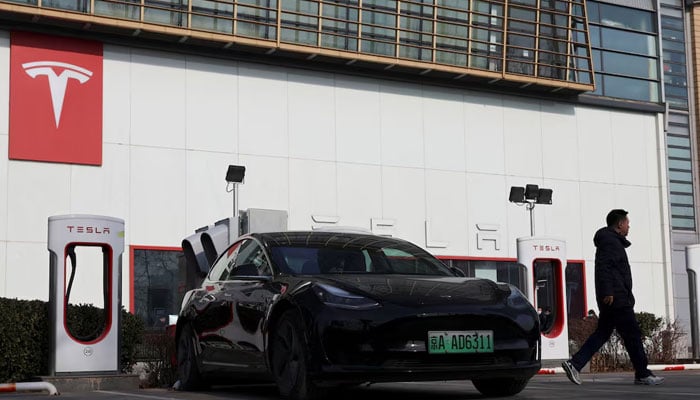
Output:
[47, 215, 124, 374]
[517, 236, 569, 361]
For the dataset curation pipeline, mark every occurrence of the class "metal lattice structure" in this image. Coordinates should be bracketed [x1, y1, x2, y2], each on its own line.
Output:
[0, 0, 595, 92]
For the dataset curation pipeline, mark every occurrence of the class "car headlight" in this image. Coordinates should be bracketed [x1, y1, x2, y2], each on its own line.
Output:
[312, 283, 380, 310]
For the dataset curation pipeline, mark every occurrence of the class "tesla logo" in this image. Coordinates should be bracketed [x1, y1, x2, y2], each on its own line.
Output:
[22, 61, 93, 128]
[66, 225, 111, 234]
[532, 245, 560, 252]
[9, 31, 103, 165]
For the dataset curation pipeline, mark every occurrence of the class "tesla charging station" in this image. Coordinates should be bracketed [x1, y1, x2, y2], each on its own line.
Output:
[48, 214, 124, 375]
[517, 236, 569, 360]
[686, 244, 700, 359]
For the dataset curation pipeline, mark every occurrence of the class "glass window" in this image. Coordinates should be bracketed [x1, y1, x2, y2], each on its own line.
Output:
[600, 27, 656, 56]
[591, 72, 603, 95]
[191, 0, 234, 33]
[587, 1, 599, 21]
[668, 113, 689, 125]
[667, 136, 690, 148]
[671, 181, 693, 194]
[672, 217, 696, 230]
[601, 74, 659, 102]
[234, 240, 272, 276]
[661, 16, 684, 30]
[591, 49, 602, 71]
[664, 40, 686, 52]
[469, 0, 504, 71]
[598, 3, 655, 33]
[664, 50, 686, 64]
[270, 244, 452, 275]
[566, 262, 586, 320]
[664, 61, 687, 76]
[668, 97, 689, 109]
[237, 0, 278, 39]
[665, 74, 688, 87]
[280, 0, 319, 45]
[668, 158, 692, 170]
[95, 0, 140, 19]
[208, 241, 242, 281]
[322, 2, 359, 50]
[361, 7, 397, 56]
[601, 51, 657, 79]
[43, 0, 89, 12]
[662, 28, 684, 42]
[589, 25, 601, 48]
[671, 193, 694, 205]
[668, 123, 690, 135]
[672, 205, 695, 217]
[133, 248, 184, 330]
[144, 0, 187, 26]
[670, 169, 691, 181]
[399, 1, 433, 62]
[666, 85, 688, 99]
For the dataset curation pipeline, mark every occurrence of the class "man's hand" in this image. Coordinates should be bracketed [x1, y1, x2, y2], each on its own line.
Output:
[602, 296, 614, 306]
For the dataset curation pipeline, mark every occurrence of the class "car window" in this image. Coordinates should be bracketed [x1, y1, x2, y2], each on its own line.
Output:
[232, 239, 271, 277]
[208, 241, 242, 282]
[269, 244, 451, 276]
[381, 248, 441, 275]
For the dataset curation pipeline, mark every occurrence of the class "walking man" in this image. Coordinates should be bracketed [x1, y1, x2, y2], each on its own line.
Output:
[562, 209, 664, 386]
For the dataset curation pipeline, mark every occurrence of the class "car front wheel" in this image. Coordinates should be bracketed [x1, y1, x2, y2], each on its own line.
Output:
[471, 377, 530, 397]
[270, 310, 324, 400]
[176, 324, 203, 390]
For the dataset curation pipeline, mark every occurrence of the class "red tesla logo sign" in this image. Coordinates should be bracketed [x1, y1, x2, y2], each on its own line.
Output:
[9, 31, 103, 165]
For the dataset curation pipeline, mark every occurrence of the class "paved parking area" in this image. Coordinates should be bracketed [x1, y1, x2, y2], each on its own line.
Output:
[2, 371, 698, 400]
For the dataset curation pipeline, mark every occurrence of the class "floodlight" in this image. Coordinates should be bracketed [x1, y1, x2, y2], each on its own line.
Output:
[537, 188, 553, 204]
[509, 186, 525, 203]
[226, 165, 246, 184]
[525, 184, 539, 200]
[508, 183, 554, 236]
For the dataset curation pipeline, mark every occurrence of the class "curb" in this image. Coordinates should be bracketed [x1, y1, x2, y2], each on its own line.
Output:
[538, 364, 700, 375]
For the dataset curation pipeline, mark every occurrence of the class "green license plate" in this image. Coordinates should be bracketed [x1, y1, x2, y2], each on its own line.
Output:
[427, 330, 494, 354]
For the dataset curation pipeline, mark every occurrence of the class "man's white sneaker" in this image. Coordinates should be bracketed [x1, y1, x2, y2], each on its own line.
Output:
[634, 374, 665, 385]
[562, 360, 582, 385]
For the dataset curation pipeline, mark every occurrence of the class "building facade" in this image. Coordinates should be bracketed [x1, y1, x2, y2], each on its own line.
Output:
[0, 0, 695, 356]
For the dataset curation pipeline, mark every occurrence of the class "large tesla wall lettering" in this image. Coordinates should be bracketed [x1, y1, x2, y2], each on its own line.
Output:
[9, 31, 103, 165]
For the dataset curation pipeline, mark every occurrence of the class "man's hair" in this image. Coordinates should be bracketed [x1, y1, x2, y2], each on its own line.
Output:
[606, 209, 628, 227]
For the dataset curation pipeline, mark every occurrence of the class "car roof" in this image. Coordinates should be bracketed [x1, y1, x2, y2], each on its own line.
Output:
[249, 231, 414, 250]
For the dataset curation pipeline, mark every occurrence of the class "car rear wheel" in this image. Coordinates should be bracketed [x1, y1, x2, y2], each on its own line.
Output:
[270, 310, 324, 400]
[471, 377, 530, 397]
[177, 324, 203, 390]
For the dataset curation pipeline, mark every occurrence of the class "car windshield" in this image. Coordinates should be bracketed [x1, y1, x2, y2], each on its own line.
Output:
[269, 242, 453, 276]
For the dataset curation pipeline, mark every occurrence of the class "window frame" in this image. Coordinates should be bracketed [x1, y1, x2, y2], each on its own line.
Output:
[129, 245, 184, 330]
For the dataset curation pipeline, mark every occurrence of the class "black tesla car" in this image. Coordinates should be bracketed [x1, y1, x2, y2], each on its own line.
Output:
[176, 231, 540, 399]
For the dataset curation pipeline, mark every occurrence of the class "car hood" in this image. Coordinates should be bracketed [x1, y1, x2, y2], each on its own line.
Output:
[319, 275, 510, 306]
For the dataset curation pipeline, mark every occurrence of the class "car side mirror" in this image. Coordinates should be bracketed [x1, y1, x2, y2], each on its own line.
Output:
[450, 267, 466, 277]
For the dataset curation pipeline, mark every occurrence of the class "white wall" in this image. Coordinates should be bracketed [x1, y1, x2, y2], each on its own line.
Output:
[0, 39, 672, 321]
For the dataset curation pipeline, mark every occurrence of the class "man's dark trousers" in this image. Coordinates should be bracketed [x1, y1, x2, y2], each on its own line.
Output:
[569, 305, 652, 379]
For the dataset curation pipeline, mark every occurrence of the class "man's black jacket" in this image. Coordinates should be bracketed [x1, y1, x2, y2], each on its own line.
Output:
[594, 226, 635, 308]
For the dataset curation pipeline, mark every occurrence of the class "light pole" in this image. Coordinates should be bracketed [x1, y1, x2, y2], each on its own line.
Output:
[508, 184, 553, 236]
[226, 165, 246, 242]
